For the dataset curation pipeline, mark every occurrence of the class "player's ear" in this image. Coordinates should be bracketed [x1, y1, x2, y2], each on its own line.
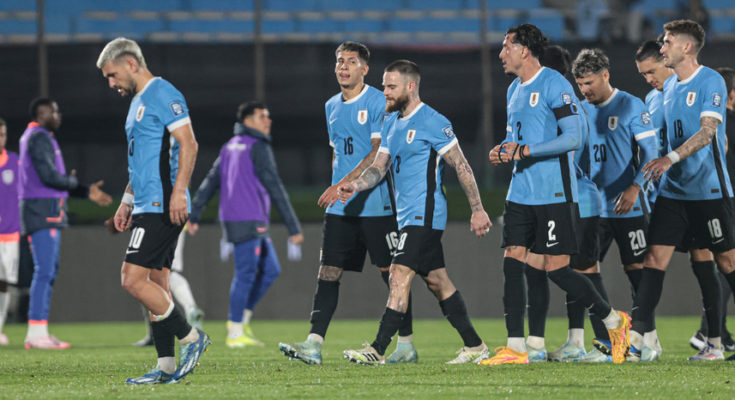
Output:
[362, 63, 369, 77]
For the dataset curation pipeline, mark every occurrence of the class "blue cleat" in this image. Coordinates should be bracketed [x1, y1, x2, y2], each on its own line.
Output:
[527, 346, 547, 363]
[548, 341, 586, 362]
[125, 367, 178, 385]
[173, 329, 211, 380]
[592, 338, 612, 356]
[578, 347, 612, 363]
[279, 339, 322, 365]
[386, 342, 418, 364]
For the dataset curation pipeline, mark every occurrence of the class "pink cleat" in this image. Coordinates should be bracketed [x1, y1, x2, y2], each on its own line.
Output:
[25, 335, 70, 350]
[0, 333, 8, 345]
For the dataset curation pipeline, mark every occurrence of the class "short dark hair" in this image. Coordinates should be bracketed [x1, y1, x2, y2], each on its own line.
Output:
[384, 59, 421, 86]
[541, 45, 571, 76]
[635, 40, 664, 62]
[506, 24, 548, 60]
[572, 48, 610, 79]
[335, 41, 370, 64]
[664, 19, 705, 53]
[717, 67, 735, 97]
[236, 101, 267, 122]
[29, 97, 55, 120]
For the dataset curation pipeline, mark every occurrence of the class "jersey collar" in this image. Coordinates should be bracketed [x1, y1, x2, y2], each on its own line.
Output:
[678, 65, 703, 84]
[343, 84, 369, 104]
[133, 77, 160, 100]
[596, 88, 619, 108]
[520, 67, 545, 86]
[399, 102, 424, 120]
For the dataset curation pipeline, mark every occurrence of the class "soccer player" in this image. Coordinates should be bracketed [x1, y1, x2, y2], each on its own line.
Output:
[340, 59, 491, 365]
[636, 20, 735, 361]
[573, 48, 660, 361]
[97, 37, 210, 383]
[0, 118, 19, 345]
[189, 101, 304, 348]
[279, 42, 415, 365]
[485, 24, 630, 365]
[19, 98, 112, 349]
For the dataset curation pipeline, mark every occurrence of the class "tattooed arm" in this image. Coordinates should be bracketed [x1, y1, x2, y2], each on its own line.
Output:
[337, 151, 392, 202]
[318, 138, 381, 208]
[643, 116, 721, 181]
[442, 143, 493, 237]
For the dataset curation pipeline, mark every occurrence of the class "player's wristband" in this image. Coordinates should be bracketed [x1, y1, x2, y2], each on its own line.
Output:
[519, 145, 528, 160]
[122, 193, 134, 206]
[665, 151, 680, 164]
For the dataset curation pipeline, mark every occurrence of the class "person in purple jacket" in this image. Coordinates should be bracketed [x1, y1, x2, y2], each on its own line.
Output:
[189, 101, 303, 348]
[19, 98, 111, 349]
[0, 118, 20, 345]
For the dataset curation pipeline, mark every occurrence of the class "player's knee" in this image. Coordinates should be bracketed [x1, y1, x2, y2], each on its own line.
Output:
[318, 265, 342, 281]
[120, 274, 143, 295]
[715, 251, 735, 274]
[504, 246, 526, 261]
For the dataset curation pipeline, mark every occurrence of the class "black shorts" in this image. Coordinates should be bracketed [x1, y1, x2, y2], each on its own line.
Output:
[124, 213, 183, 270]
[598, 216, 649, 265]
[648, 196, 735, 253]
[570, 216, 600, 270]
[320, 214, 397, 271]
[501, 201, 579, 255]
[391, 226, 445, 276]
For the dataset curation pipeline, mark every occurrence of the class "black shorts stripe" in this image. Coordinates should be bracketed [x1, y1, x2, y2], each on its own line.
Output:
[712, 135, 730, 199]
[160, 128, 173, 214]
[424, 149, 438, 228]
[557, 126, 573, 203]
[553, 103, 577, 120]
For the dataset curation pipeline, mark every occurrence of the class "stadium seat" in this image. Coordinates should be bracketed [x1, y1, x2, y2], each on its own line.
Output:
[45, 16, 72, 34]
[344, 19, 384, 32]
[265, 0, 320, 12]
[703, 0, 734, 10]
[407, 0, 468, 10]
[633, 0, 675, 18]
[169, 18, 253, 34]
[388, 17, 480, 33]
[711, 16, 735, 37]
[190, 0, 254, 12]
[76, 17, 165, 39]
[0, 18, 35, 34]
[488, 15, 520, 32]
[481, 0, 541, 10]
[320, 0, 403, 12]
[263, 18, 296, 33]
[298, 18, 343, 33]
[528, 8, 564, 40]
[44, 0, 97, 16]
[0, 0, 35, 12]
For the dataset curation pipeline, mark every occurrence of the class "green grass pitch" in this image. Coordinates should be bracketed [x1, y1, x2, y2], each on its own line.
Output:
[1, 317, 734, 399]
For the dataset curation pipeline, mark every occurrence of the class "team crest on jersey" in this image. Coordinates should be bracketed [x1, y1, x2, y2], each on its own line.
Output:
[529, 92, 540, 107]
[686, 92, 696, 106]
[640, 112, 651, 126]
[2, 169, 14, 185]
[357, 109, 368, 125]
[170, 101, 184, 116]
[442, 125, 455, 139]
[406, 129, 416, 144]
[713, 92, 723, 108]
[135, 105, 146, 122]
[608, 116, 618, 130]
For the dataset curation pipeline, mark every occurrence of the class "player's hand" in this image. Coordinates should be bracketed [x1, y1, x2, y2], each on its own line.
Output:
[89, 180, 112, 207]
[113, 202, 133, 232]
[498, 142, 526, 163]
[337, 182, 357, 203]
[489, 145, 504, 165]
[169, 190, 189, 226]
[613, 183, 641, 215]
[318, 185, 341, 208]
[188, 222, 199, 235]
[288, 233, 304, 245]
[470, 210, 492, 238]
[643, 156, 673, 181]
[104, 217, 118, 235]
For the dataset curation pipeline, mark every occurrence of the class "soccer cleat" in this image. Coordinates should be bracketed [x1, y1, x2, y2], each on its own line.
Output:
[125, 367, 178, 385]
[243, 324, 264, 346]
[343, 343, 385, 365]
[0, 333, 8, 346]
[132, 335, 153, 347]
[689, 331, 706, 351]
[186, 307, 205, 330]
[24, 335, 70, 350]
[641, 345, 660, 362]
[478, 346, 529, 366]
[688, 342, 724, 361]
[592, 338, 612, 355]
[173, 329, 211, 380]
[626, 345, 641, 362]
[578, 347, 612, 363]
[723, 334, 735, 352]
[607, 311, 631, 364]
[279, 340, 322, 365]
[548, 341, 586, 362]
[386, 342, 418, 364]
[527, 346, 547, 363]
[644, 330, 663, 356]
[446, 343, 490, 364]
[726, 352, 735, 361]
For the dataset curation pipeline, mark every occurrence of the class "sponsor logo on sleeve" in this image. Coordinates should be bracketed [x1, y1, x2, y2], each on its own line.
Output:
[608, 116, 618, 130]
[169, 101, 185, 116]
[442, 125, 455, 139]
[529, 92, 540, 107]
[713, 92, 722, 108]
[640, 112, 651, 126]
[686, 92, 696, 107]
[561, 92, 573, 104]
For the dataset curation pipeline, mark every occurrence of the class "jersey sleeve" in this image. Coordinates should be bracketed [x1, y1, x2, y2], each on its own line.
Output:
[627, 98, 658, 188]
[428, 114, 458, 156]
[324, 102, 335, 148]
[700, 73, 726, 123]
[529, 76, 581, 157]
[150, 82, 191, 132]
[369, 93, 386, 140]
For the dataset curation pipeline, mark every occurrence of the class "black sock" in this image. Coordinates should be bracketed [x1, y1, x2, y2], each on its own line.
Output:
[309, 279, 339, 338]
[586, 273, 610, 340]
[503, 257, 526, 338]
[524, 266, 548, 338]
[381, 270, 413, 337]
[566, 293, 585, 329]
[692, 261, 722, 339]
[631, 267, 666, 335]
[548, 266, 611, 320]
[157, 306, 192, 340]
[372, 308, 404, 355]
[719, 271, 731, 336]
[625, 269, 642, 324]
[151, 319, 175, 358]
[439, 291, 482, 348]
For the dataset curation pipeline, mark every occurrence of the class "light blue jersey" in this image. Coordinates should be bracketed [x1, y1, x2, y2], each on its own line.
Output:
[585, 89, 658, 218]
[661, 66, 731, 200]
[504, 67, 581, 206]
[325, 84, 393, 217]
[575, 105, 602, 218]
[379, 103, 456, 230]
[125, 77, 191, 215]
[644, 87, 666, 204]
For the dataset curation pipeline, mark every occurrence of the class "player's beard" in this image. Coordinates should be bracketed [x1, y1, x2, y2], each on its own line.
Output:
[386, 94, 409, 113]
[119, 77, 138, 97]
